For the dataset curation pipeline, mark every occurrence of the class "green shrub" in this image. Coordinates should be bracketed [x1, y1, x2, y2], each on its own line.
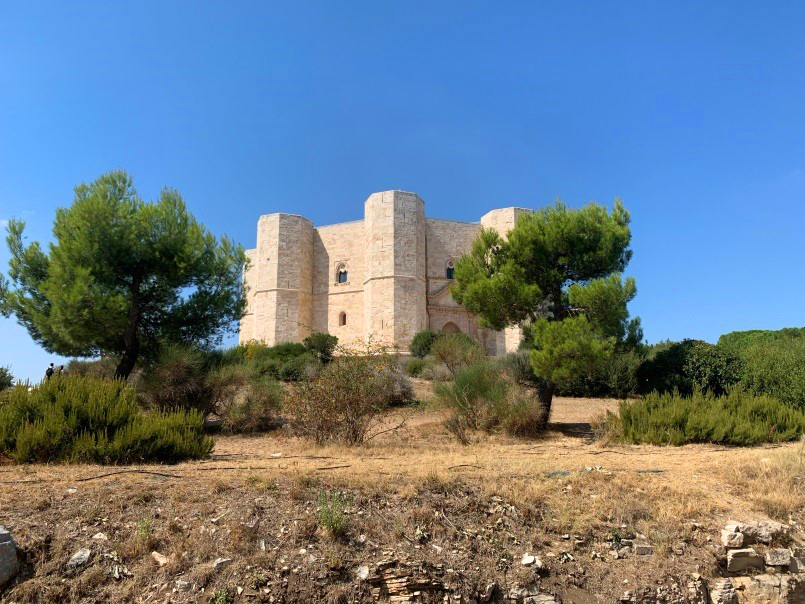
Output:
[604, 387, 805, 446]
[405, 358, 428, 377]
[0, 366, 13, 392]
[303, 332, 338, 364]
[736, 339, 805, 410]
[410, 330, 441, 358]
[286, 347, 407, 445]
[418, 361, 453, 381]
[430, 333, 484, 376]
[137, 344, 215, 414]
[0, 376, 212, 463]
[65, 358, 119, 380]
[718, 327, 805, 352]
[278, 352, 320, 382]
[435, 361, 545, 441]
[248, 342, 319, 382]
[207, 365, 283, 434]
[636, 339, 741, 396]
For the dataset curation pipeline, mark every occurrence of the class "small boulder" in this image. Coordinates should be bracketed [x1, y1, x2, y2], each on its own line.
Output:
[356, 565, 370, 580]
[91, 532, 108, 541]
[726, 548, 764, 573]
[175, 579, 191, 591]
[720, 530, 744, 548]
[0, 527, 20, 588]
[634, 543, 653, 556]
[68, 548, 92, 570]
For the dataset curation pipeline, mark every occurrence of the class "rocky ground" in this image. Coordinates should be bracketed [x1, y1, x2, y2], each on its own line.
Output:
[0, 395, 803, 603]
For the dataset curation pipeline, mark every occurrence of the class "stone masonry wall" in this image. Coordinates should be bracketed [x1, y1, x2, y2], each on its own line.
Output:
[312, 220, 366, 350]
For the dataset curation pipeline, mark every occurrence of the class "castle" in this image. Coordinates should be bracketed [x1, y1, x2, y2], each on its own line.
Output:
[239, 190, 530, 355]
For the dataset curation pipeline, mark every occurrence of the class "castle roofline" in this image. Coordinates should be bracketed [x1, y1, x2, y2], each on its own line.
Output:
[257, 212, 313, 223]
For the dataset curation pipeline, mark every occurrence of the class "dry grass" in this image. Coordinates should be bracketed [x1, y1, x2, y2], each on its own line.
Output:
[1, 395, 801, 602]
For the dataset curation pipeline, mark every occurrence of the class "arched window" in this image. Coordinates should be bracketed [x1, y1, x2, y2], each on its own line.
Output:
[339, 311, 347, 326]
[445, 261, 455, 280]
[336, 263, 348, 284]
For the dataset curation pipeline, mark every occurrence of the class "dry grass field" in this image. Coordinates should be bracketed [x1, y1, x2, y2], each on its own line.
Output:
[1, 391, 803, 603]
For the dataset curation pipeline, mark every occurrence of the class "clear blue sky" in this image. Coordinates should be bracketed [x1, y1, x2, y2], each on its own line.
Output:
[1, 1, 804, 382]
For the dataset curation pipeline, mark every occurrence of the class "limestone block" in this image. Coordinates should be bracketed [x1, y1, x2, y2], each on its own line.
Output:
[764, 549, 791, 567]
[727, 548, 765, 573]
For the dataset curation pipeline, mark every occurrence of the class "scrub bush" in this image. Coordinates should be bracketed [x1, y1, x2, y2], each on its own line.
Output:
[430, 333, 484, 376]
[436, 361, 545, 441]
[604, 387, 805, 446]
[0, 376, 212, 463]
[410, 330, 441, 358]
[405, 358, 428, 377]
[286, 347, 412, 444]
[303, 332, 338, 364]
[635, 339, 741, 396]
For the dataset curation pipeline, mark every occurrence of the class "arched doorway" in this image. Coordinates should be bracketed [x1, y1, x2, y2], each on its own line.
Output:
[441, 321, 460, 334]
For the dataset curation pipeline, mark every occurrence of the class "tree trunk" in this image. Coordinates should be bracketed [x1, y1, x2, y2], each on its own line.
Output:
[537, 381, 556, 428]
[114, 295, 140, 380]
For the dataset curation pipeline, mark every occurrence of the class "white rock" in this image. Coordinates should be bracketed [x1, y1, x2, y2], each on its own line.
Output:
[151, 551, 169, 566]
[213, 557, 233, 571]
[68, 548, 92, 569]
[91, 532, 108, 541]
[720, 530, 743, 548]
[356, 565, 370, 580]
[521, 554, 537, 566]
[175, 579, 191, 591]
[0, 527, 20, 588]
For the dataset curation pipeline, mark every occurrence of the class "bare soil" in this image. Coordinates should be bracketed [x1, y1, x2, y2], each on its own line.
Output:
[1, 394, 802, 603]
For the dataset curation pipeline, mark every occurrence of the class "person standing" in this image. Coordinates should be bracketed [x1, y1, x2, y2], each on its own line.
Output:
[45, 363, 54, 381]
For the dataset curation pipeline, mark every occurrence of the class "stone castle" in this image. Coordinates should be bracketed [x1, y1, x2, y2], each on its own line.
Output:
[239, 190, 530, 355]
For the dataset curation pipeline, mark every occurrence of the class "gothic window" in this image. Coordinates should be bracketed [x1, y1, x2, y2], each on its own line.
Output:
[446, 261, 455, 280]
[339, 311, 347, 326]
[336, 263, 348, 284]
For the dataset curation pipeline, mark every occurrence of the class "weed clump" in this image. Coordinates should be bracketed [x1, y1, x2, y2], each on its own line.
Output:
[317, 489, 348, 538]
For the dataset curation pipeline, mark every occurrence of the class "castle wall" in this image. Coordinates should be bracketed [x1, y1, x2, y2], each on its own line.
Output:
[312, 220, 366, 350]
[240, 213, 313, 346]
[425, 219, 481, 282]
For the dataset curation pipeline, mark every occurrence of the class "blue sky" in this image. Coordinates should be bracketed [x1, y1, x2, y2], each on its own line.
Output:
[1, 1, 804, 381]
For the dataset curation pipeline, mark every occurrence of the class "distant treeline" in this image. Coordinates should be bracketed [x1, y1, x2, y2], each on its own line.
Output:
[555, 327, 805, 409]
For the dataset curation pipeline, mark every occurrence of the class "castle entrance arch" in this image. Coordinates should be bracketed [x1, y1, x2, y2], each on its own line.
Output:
[441, 321, 461, 334]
